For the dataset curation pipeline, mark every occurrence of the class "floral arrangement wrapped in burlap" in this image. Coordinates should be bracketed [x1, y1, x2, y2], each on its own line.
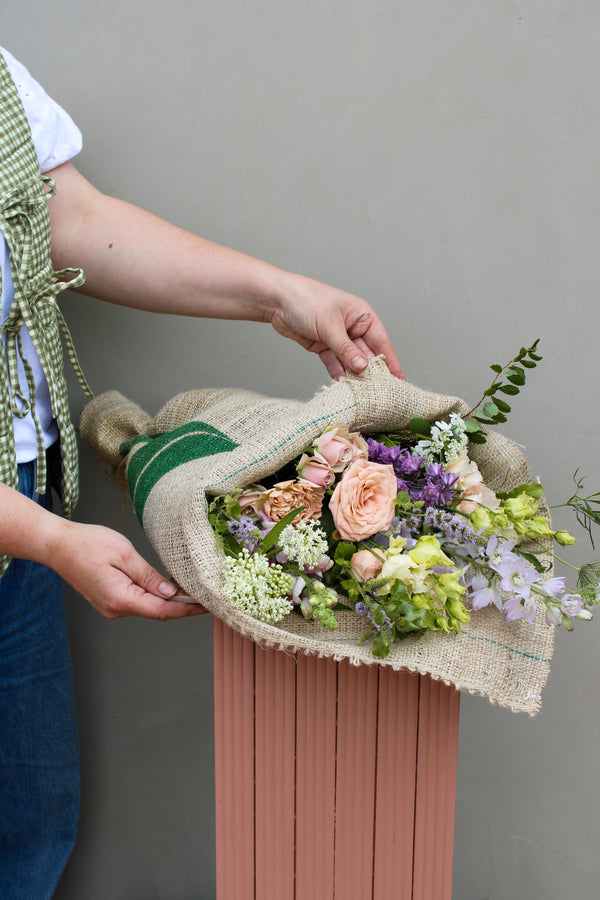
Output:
[80, 356, 565, 715]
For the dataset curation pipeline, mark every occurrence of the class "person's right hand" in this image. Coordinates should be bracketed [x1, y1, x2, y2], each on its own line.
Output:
[52, 521, 207, 620]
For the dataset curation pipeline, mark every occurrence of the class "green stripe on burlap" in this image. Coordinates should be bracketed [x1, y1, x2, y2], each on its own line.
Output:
[120, 421, 238, 523]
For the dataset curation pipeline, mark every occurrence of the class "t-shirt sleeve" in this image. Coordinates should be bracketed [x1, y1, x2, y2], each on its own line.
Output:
[0, 46, 83, 173]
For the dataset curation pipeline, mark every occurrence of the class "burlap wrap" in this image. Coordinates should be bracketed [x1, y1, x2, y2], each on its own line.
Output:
[80, 357, 554, 714]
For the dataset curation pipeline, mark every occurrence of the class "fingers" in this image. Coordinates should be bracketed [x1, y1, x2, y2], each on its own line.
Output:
[347, 313, 405, 380]
[94, 569, 208, 620]
[318, 311, 405, 381]
[107, 547, 209, 620]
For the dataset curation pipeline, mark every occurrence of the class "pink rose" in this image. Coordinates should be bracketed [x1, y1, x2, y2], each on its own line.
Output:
[330, 459, 397, 541]
[315, 426, 368, 473]
[262, 479, 325, 525]
[445, 457, 500, 514]
[351, 549, 384, 582]
[297, 452, 336, 489]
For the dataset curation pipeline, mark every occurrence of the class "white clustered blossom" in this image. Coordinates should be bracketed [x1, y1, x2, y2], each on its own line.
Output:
[222, 550, 293, 624]
[413, 413, 468, 464]
[278, 520, 330, 570]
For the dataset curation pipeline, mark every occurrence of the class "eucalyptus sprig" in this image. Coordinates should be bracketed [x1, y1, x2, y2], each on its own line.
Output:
[550, 470, 600, 550]
[463, 339, 542, 444]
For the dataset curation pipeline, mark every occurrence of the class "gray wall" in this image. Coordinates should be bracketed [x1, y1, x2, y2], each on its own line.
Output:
[4, 2, 600, 897]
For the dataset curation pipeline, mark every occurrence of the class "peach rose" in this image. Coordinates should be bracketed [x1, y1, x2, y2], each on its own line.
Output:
[330, 459, 397, 541]
[237, 488, 266, 516]
[262, 479, 325, 525]
[445, 457, 500, 514]
[350, 549, 384, 582]
[297, 452, 336, 489]
[315, 426, 368, 473]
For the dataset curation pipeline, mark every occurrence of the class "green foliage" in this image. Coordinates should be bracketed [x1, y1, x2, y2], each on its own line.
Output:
[256, 506, 304, 554]
[550, 470, 600, 550]
[464, 339, 542, 443]
[408, 418, 432, 439]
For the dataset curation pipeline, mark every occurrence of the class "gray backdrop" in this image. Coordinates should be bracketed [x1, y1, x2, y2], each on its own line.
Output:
[3, 2, 600, 898]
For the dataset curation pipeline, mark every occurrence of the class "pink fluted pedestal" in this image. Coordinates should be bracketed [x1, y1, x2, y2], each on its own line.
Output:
[213, 619, 460, 900]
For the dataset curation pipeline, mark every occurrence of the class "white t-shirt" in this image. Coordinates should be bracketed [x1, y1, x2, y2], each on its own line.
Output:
[0, 47, 83, 462]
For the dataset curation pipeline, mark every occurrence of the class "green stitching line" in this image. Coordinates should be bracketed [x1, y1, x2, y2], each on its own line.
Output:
[122, 421, 238, 522]
[460, 630, 550, 663]
[205, 404, 357, 491]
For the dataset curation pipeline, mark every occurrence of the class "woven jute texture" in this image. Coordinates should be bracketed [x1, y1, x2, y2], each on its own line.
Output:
[80, 358, 554, 714]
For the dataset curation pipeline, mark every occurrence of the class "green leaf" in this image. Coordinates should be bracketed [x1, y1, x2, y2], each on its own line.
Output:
[409, 417, 432, 438]
[520, 359, 537, 369]
[517, 550, 547, 574]
[473, 412, 495, 424]
[334, 541, 358, 563]
[468, 431, 488, 444]
[507, 368, 526, 386]
[490, 363, 502, 373]
[464, 419, 482, 433]
[493, 397, 511, 413]
[497, 384, 520, 395]
[257, 506, 304, 554]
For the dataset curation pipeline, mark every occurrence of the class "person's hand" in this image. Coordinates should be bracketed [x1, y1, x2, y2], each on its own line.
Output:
[51, 521, 207, 620]
[268, 273, 405, 381]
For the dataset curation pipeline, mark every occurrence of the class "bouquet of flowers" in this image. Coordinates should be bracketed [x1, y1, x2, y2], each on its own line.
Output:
[209, 340, 599, 660]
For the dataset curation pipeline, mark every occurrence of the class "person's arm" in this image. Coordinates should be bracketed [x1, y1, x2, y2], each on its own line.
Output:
[0, 483, 204, 620]
[48, 162, 404, 381]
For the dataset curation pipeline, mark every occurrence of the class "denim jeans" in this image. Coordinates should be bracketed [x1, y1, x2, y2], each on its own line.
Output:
[0, 454, 79, 899]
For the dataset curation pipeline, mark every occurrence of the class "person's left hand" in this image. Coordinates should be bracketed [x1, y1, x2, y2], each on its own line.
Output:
[267, 273, 404, 380]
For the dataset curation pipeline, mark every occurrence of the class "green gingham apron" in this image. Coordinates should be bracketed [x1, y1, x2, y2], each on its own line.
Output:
[0, 54, 92, 576]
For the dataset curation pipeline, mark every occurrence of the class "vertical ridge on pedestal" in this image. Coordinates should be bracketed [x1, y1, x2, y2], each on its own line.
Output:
[295, 653, 337, 899]
[213, 620, 255, 900]
[254, 643, 297, 899]
[412, 677, 460, 900]
[372, 669, 420, 898]
[333, 661, 379, 899]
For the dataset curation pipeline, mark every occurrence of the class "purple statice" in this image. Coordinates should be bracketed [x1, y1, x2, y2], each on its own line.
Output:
[367, 438, 404, 468]
[412, 465, 458, 508]
[397, 450, 425, 477]
[227, 516, 260, 551]
[368, 441, 425, 482]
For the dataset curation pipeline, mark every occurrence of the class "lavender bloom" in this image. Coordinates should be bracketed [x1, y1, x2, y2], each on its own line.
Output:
[466, 570, 502, 611]
[484, 536, 519, 573]
[504, 595, 537, 623]
[227, 516, 260, 550]
[561, 593, 584, 617]
[538, 576, 567, 598]
[496, 557, 538, 599]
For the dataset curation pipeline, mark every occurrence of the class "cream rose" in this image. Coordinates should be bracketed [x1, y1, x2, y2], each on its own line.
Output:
[330, 459, 397, 541]
[350, 549, 384, 582]
[445, 456, 500, 514]
[262, 479, 325, 525]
